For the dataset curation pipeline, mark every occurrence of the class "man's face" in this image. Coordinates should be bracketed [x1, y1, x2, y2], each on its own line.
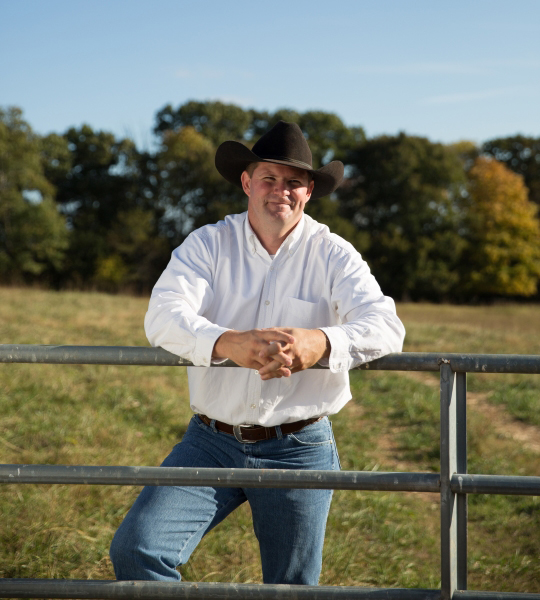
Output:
[241, 162, 314, 237]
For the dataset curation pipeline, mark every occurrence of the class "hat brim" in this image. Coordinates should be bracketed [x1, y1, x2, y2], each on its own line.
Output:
[215, 140, 344, 200]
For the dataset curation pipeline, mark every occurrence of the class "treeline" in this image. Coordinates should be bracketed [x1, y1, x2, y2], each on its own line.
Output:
[1, 102, 540, 302]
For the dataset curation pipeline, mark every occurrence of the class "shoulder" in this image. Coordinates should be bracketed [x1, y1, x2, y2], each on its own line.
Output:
[303, 214, 361, 266]
[303, 215, 381, 293]
[171, 214, 245, 269]
[184, 213, 245, 248]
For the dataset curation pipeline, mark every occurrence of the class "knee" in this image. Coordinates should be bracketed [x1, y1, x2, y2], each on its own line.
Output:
[110, 521, 152, 580]
[109, 517, 182, 581]
[109, 522, 135, 577]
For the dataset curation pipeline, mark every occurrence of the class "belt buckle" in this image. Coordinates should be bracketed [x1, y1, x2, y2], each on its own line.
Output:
[233, 424, 257, 444]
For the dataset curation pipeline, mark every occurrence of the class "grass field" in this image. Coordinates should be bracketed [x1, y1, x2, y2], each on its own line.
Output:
[0, 288, 539, 591]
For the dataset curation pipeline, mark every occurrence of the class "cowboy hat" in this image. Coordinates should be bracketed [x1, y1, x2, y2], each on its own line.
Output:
[215, 121, 344, 200]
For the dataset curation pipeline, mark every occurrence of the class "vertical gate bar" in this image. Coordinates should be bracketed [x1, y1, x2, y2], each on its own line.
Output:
[456, 372, 468, 590]
[440, 363, 457, 600]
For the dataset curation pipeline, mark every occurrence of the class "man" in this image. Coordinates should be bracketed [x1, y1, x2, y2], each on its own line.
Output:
[110, 121, 405, 585]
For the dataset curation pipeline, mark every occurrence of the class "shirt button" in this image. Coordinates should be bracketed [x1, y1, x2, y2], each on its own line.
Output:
[254, 370, 259, 374]
[250, 403, 257, 409]
[265, 300, 270, 305]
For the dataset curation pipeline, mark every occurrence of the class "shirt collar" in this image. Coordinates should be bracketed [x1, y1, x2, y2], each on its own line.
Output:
[244, 213, 306, 259]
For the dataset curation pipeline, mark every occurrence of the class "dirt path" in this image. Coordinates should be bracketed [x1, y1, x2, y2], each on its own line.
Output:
[398, 371, 540, 454]
[368, 369, 540, 477]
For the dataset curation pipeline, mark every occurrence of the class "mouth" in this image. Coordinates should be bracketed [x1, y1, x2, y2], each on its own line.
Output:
[267, 199, 294, 207]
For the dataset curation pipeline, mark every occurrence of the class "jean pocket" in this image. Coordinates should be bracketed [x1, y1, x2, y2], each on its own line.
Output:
[288, 419, 333, 447]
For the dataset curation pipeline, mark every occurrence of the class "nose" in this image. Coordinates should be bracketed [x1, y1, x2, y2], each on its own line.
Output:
[273, 179, 290, 196]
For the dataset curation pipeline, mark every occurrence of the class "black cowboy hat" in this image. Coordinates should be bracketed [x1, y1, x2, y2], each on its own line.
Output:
[215, 121, 344, 200]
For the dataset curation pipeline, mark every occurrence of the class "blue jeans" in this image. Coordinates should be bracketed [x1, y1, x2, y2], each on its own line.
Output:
[110, 415, 340, 585]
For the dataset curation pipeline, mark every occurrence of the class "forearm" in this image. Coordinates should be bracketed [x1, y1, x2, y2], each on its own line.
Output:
[319, 299, 405, 372]
[145, 295, 229, 366]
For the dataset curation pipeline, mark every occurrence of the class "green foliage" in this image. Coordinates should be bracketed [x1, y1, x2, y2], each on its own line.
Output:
[45, 124, 168, 291]
[0, 107, 68, 282]
[339, 133, 467, 300]
[154, 100, 254, 146]
[155, 125, 239, 242]
[2, 102, 540, 301]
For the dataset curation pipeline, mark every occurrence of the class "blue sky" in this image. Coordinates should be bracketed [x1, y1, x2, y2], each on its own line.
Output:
[1, 0, 540, 149]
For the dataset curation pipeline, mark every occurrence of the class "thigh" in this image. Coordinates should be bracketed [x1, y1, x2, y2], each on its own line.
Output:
[112, 417, 247, 578]
[247, 418, 340, 584]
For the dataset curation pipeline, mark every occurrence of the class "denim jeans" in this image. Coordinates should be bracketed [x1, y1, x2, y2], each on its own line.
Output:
[110, 414, 340, 585]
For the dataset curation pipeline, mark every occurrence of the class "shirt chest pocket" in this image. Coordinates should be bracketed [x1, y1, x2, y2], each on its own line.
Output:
[282, 297, 326, 329]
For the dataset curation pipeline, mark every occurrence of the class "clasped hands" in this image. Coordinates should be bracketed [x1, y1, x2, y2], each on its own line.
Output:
[212, 327, 330, 380]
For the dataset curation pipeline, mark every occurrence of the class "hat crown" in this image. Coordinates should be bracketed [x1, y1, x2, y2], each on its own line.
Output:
[252, 121, 313, 169]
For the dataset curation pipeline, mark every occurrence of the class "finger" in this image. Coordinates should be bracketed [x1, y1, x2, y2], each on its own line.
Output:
[259, 342, 293, 364]
[258, 358, 282, 376]
[258, 358, 290, 377]
[260, 366, 292, 380]
[260, 352, 292, 369]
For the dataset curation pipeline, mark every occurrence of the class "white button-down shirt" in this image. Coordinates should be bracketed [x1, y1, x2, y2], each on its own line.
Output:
[144, 212, 405, 426]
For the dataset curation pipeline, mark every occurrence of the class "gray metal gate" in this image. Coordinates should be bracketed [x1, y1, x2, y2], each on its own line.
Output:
[1, 344, 539, 600]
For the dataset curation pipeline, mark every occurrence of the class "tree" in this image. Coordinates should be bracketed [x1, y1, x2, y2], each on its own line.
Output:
[154, 100, 253, 146]
[154, 101, 365, 170]
[338, 133, 467, 300]
[0, 107, 68, 283]
[482, 136, 540, 207]
[154, 125, 248, 244]
[458, 156, 540, 297]
[43, 124, 167, 291]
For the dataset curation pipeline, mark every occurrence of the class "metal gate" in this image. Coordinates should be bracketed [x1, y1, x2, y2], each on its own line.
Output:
[1, 345, 539, 600]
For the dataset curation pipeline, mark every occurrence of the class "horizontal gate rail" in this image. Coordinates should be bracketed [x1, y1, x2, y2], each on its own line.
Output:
[450, 473, 540, 496]
[454, 593, 540, 600]
[2, 344, 540, 373]
[1, 465, 539, 496]
[1, 344, 539, 600]
[0, 579, 443, 600]
[0, 465, 440, 492]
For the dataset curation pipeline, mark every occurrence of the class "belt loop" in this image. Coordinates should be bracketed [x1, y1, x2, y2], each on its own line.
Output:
[210, 418, 218, 433]
[274, 425, 283, 440]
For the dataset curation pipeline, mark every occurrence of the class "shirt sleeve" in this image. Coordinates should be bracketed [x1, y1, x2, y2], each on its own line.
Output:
[144, 231, 230, 367]
[318, 247, 406, 373]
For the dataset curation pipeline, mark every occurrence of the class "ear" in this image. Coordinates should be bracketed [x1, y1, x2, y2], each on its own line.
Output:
[305, 179, 315, 201]
[240, 170, 251, 197]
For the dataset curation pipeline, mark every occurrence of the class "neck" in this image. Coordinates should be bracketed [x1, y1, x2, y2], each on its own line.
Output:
[248, 216, 301, 255]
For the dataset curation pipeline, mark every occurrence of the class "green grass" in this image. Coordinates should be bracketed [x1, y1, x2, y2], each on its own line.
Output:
[0, 289, 539, 591]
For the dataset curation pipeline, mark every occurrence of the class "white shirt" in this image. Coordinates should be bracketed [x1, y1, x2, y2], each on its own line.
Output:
[144, 212, 405, 426]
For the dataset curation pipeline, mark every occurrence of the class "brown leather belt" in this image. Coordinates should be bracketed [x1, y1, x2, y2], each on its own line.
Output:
[197, 414, 323, 443]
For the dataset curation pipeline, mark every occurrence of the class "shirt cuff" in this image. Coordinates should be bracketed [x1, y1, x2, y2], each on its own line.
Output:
[318, 326, 351, 373]
[193, 325, 231, 367]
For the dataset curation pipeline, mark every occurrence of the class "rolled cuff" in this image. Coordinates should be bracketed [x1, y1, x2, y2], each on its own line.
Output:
[317, 326, 352, 373]
[193, 325, 231, 367]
